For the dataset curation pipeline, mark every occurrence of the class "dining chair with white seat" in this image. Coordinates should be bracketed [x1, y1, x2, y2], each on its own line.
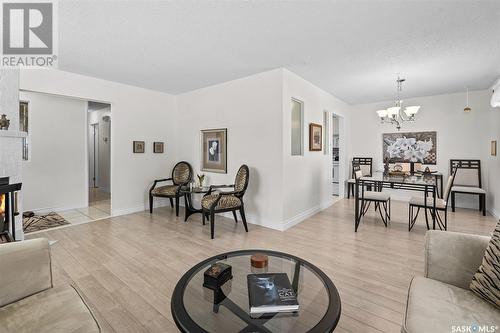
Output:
[354, 164, 391, 232]
[408, 167, 457, 231]
[347, 157, 372, 198]
[450, 159, 486, 216]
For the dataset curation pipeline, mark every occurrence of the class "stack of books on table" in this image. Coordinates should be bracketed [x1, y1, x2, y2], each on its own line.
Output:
[247, 273, 299, 315]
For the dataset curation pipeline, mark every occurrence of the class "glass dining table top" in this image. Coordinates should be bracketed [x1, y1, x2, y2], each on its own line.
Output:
[360, 171, 441, 186]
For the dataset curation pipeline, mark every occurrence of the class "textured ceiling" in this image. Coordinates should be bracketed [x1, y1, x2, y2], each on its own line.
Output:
[58, 1, 500, 104]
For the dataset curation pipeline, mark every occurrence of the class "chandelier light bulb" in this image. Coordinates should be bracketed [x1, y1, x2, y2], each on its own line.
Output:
[376, 109, 388, 118]
[404, 106, 420, 116]
[387, 106, 400, 117]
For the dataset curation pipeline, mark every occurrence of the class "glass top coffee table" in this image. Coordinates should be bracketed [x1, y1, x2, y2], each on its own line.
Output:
[171, 249, 341, 333]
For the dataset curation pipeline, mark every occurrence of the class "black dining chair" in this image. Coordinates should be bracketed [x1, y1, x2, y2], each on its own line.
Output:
[408, 167, 458, 231]
[354, 164, 391, 232]
[347, 157, 372, 198]
[450, 159, 486, 216]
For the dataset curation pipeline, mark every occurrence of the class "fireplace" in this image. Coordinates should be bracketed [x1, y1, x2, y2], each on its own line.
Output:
[0, 177, 22, 243]
[0, 194, 5, 224]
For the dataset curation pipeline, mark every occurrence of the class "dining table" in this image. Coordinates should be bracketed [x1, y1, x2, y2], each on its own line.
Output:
[354, 171, 444, 231]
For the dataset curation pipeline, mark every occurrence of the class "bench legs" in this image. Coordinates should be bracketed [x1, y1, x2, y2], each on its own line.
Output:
[451, 191, 486, 216]
[480, 194, 486, 216]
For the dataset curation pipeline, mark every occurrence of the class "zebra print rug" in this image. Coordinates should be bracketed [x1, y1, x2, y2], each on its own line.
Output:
[23, 212, 70, 233]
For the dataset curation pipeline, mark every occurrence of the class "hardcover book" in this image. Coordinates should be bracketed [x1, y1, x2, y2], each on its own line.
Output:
[247, 273, 299, 315]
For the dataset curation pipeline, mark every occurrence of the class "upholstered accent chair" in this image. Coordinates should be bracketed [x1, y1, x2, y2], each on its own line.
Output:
[354, 164, 391, 232]
[0, 238, 100, 332]
[347, 157, 372, 198]
[401, 231, 499, 333]
[201, 165, 249, 239]
[450, 159, 486, 216]
[149, 161, 193, 216]
[408, 168, 457, 231]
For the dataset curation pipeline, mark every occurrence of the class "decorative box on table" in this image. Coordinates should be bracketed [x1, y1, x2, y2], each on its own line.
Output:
[203, 262, 232, 290]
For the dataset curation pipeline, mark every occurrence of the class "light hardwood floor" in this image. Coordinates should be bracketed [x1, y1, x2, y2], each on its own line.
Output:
[27, 199, 497, 333]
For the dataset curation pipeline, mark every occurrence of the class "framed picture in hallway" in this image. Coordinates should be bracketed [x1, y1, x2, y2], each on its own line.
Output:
[200, 128, 227, 173]
[153, 141, 164, 153]
[133, 141, 145, 153]
[309, 123, 322, 151]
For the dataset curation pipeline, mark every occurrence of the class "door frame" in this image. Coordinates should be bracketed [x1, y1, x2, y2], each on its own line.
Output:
[89, 122, 99, 188]
[331, 112, 346, 199]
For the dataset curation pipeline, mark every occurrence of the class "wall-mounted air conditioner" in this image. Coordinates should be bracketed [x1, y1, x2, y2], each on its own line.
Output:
[492, 78, 500, 107]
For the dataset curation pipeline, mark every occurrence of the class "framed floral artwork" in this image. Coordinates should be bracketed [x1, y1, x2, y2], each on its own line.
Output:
[383, 131, 437, 164]
[200, 128, 227, 173]
[309, 123, 322, 151]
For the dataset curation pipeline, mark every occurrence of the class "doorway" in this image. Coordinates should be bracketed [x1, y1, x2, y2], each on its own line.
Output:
[87, 102, 111, 215]
[332, 114, 340, 196]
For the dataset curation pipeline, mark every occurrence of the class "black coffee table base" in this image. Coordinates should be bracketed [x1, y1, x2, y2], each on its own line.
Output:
[183, 193, 209, 222]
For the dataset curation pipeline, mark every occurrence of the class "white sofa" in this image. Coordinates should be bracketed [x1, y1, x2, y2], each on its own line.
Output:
[0, 238, 100, 332]
[402, 230, 499, 333]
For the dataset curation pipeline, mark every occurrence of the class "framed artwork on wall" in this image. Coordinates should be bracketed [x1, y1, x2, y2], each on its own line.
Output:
[309, 123, 322, 151]
[200, 128, 227, 173]
[153, 141, 164, 153]
[383, 131, 437, 164]
[491, 140, 497, 156]
[133, 140, 145, 153]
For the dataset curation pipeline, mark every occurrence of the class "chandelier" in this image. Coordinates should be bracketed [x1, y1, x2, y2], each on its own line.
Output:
[376, 76, 420, 130]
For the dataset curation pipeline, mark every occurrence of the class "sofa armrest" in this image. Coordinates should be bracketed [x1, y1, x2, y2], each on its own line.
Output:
[425, 230, 490, 289]
[0, 238, 52, 307]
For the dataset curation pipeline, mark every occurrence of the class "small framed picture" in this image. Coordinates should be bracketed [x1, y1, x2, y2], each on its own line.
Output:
[491, 140, 497, 156]
[309, 123, 322, 151]
[201, 128, 227, 173]
[153, 141, 164, 153]
[133, 141, 145, 153]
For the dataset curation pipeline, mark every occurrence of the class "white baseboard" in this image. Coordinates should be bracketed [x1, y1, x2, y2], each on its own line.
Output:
[216, 211, 283, 231]
[29, 204, 88, 214]
[281, 199, 335, 231]
[488, 208, 500, 221]
[111, 199, 170, 217]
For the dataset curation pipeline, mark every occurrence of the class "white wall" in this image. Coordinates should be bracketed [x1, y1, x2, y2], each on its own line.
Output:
[20, 69, 177, 216]
[20, 92, 88, 211]
[88, 107, 111, 192]
[349, 89, 495, 211]
[176, 69, 285, 229]
[175, 68, 352, 230]
[281, 69, 351, 227]
[485, 101, 500, 218]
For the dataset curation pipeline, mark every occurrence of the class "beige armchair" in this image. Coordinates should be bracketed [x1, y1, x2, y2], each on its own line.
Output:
[0, 238, 100, 332]
[402, 231, 499, 333]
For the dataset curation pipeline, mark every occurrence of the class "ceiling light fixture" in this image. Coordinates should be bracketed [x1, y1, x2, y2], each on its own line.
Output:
[464, 87, 471, 113]
[376, 75, 420, 131]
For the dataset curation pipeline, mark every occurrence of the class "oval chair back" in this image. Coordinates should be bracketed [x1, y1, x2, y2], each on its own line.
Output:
[172, 161, 193, 186]
[234, 165, 250, 198]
